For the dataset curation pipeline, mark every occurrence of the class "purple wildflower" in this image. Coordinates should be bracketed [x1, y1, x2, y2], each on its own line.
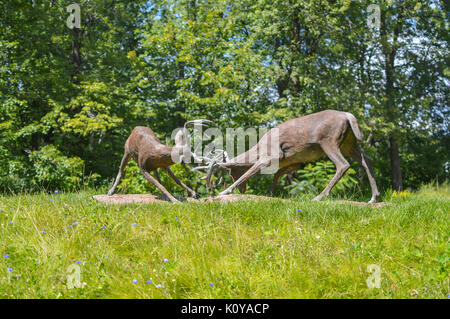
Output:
[7, 267, 13, 272]
[132, 279, 138, 284]
[3, 254, 9, 258]
[146, 280, 152, 284]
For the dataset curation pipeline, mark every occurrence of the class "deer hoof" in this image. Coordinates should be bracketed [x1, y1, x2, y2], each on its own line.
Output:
[193, 193, 200, 199]
[368, 193, 380, 204]
[107, 189, 115, 196]
[312, 195, 322, 201]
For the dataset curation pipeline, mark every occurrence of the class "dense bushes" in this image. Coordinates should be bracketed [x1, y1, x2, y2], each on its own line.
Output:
[29, 145, 85, 191]
[0, 145, 85, 193]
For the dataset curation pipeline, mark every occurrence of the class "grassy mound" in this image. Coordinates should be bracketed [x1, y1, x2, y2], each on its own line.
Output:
[0, 185, 448, 298]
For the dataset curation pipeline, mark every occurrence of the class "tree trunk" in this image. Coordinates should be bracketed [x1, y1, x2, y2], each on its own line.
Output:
[389, 135, 403, 191]
[174, 61, 186, 128]
[381, 7, 404, 192]
[72, 27, 81, 84]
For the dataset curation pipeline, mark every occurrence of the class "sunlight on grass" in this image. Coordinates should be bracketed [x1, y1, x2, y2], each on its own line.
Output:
[0, 185, 448, 298]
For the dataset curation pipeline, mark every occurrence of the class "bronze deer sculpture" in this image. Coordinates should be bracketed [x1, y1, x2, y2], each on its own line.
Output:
[108, 121, 210, 203]
[197, 110, 380, 203]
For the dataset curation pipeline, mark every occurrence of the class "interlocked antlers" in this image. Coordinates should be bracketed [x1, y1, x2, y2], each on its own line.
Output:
[183, 121, 230, 191]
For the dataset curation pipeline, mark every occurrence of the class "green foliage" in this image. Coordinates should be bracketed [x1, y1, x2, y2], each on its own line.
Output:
[29, 145, 84, 191]
[58, 82, 124, 137]
[0, 159, 27, 193]
[116, 161, 151, 194]
[286, 161, 359, 197]
[0, 0, 448, 194]
[117, 162, 200, 197]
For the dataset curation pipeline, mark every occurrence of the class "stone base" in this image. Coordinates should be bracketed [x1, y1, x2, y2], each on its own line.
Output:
[92, 193, 282, 204]
[92, 194, 386, 207]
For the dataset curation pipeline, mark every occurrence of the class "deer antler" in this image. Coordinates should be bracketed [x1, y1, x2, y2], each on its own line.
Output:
[182, 119, 231, 191]
[184, 119, 214, 131]
[191, 146, 230, 191]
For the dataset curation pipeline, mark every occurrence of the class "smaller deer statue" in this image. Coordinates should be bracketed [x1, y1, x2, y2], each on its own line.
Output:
[107, 120, 209, 203]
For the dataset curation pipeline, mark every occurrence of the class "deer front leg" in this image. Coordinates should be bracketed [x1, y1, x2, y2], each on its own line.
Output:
[108, 153, 130, 196]
[140, 168, 179, 203]
[218, 160, 272, 196]
[163, 167, 200, 199]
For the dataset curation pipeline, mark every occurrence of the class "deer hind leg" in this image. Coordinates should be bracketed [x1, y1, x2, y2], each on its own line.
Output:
[270, 163, 300, 196]
[163, 167, 200, 199]
[238, 182, 247, 194]
[218, 159, 272, 196]
[153, 169, 162, 184]
[139, 167, 179, 203]
[313, 143, 350, 201]
[347, 146, 380, 203]
[108, 152, 131, 196]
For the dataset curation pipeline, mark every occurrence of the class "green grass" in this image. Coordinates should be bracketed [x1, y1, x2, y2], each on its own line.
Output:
[0, 185, 448, 299]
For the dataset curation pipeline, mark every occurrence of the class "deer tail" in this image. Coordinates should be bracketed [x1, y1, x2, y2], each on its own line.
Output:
[345, 112, 363, 141]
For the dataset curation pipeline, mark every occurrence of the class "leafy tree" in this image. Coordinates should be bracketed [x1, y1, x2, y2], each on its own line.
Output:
[0, 0, 447, 194]
[361, 0, 448, 191]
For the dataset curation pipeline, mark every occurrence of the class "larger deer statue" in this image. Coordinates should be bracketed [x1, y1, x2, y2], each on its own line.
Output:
[197, 110, 380, 203]
[107, 121, 209, 203]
